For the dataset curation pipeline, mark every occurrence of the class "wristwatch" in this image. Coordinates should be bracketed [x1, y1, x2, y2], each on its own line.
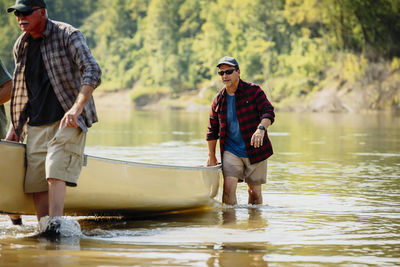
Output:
[258, 125, 266, 131]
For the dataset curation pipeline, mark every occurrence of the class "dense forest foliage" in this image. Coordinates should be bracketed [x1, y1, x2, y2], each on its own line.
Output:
[1, 0, 399, 108]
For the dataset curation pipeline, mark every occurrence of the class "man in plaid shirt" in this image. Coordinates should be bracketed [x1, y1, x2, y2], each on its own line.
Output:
[6, 0, 101, 236]
[0, 60, 12, 140]
[0, 59, 22, 226]
[207, 56, 275, 205]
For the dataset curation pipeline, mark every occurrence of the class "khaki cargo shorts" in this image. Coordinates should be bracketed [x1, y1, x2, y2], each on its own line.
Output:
[222, 150, 267, 185]
[25, 121, 86, 193]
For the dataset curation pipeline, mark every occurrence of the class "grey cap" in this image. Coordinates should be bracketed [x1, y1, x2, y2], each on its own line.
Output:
[216, 56, 239, 68]
[7, 0, 46, 12]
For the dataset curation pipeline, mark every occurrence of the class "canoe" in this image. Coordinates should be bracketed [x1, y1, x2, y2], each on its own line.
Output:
[0, 140, 221, 216]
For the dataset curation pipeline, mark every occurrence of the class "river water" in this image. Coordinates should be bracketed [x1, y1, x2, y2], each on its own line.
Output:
[1, 110, 399, 266]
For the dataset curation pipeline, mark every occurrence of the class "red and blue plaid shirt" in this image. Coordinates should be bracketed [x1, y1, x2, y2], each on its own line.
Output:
[206, 80, 275, 164]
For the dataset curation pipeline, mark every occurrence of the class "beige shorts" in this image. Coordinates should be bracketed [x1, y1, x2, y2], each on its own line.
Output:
[222, 150, 267, 185]
[25, 121, 86, 193]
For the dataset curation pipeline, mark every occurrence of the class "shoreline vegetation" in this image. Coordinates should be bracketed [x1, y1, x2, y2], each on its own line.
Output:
[1, 0, 399, 113]
[95, 57, 400, 113]
[94, 64, 400, 113]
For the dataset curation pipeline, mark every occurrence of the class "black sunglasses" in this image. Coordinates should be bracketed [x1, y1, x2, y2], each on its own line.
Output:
[14, 7, 41, 17]
[218, 69, 236, 76]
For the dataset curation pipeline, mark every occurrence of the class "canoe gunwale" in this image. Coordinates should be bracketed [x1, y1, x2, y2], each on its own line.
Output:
[0, 140, 25, 148]
[85, 155, 222, 170]
[0, 140, 221, 171]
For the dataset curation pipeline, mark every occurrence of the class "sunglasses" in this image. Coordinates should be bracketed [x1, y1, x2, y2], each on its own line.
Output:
[218, 69, 236, 76]
[14, 7, 41, 17]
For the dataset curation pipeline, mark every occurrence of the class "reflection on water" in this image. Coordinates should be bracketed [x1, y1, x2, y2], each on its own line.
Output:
[1, 110, 400, 266]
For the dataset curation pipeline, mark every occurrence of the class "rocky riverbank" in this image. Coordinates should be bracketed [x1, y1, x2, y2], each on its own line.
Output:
[281, 63, 400, 113]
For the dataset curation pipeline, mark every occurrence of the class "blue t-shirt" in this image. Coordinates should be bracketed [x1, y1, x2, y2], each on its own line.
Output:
[225, 94, 248, 158]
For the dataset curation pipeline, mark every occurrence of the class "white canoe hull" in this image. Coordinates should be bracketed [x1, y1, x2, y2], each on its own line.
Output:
[0, 141, 221, 215]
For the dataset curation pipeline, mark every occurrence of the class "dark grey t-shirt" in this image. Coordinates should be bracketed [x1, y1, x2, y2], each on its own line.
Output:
[0, 60, 12, 138]
[25, 36, 64, 126]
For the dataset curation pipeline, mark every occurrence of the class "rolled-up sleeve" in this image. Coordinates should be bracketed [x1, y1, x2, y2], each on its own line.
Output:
[68, 31, 101, 88]
[206, 96, 220, 141]
[255, 88, 275, 124]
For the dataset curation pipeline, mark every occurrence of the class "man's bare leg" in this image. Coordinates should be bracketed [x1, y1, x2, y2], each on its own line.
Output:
[223, 176, 239, 205]
[33, 191, 49, 220]
[248, 184, 263, 205]
[48, 178, 66, 217]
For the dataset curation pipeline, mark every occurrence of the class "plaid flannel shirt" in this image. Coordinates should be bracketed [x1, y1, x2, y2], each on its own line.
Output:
[11, 19, 101, 140]
[206, 80, 275, 164]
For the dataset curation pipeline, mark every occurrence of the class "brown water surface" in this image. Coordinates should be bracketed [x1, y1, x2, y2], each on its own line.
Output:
[1, 111, 399, 266]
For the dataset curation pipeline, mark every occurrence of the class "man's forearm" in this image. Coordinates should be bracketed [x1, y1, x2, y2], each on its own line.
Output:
[207, 139, 218, 166]
[259, 118, 272, 129]
[207, 139, 218, 156]
[73, 84, 95, 113]
[0, 80, 12, 105]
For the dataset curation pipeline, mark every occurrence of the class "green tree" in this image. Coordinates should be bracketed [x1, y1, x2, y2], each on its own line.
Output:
[0, 1, 21, 70]
[1, 0, 398, 107]
[177, 0, 208, 89]
[46, 0, 98, 27]
[142, 0, 183, 91]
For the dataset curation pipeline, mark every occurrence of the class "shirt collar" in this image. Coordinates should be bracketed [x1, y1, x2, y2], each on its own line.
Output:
[222, 79, 245, 96]
[41, 19, 51, 39]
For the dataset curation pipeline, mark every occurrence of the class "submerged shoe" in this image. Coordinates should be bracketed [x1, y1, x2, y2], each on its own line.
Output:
[40, 219, 61, 238]
[11, 217, 22, 226]
[38, 216, 82, 238]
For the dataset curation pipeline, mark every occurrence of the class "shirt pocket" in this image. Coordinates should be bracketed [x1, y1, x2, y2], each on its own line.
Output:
[238, 98, 256, 112]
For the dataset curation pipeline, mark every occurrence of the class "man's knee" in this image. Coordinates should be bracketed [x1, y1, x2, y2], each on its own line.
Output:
[223, 176, 239, 205]
[47, 178, 65, 184]
[248, 184, 263, 203]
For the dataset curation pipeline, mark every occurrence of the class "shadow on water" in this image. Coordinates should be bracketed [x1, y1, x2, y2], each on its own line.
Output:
[77, 206, 272, 266]
[1, 205, 274, 266]
[77, 204, 276, 235]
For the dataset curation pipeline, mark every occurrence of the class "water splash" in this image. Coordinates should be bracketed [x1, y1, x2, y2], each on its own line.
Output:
[38, 216, 82, 237]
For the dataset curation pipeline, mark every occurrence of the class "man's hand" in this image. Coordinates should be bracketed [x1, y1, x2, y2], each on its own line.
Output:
[251, 118, 271, 148]
[250, 129, 265, 148]
[5, 125, 19, 142]
[207, 140, 218, 166]
[207, 154, 218, 166]
[60, 105, 81, 129]
[59, 84, 95, 129]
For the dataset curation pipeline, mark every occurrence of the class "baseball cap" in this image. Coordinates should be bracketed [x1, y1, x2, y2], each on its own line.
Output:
[7, 0, 46, 13]
[216, 56, 239, 68]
